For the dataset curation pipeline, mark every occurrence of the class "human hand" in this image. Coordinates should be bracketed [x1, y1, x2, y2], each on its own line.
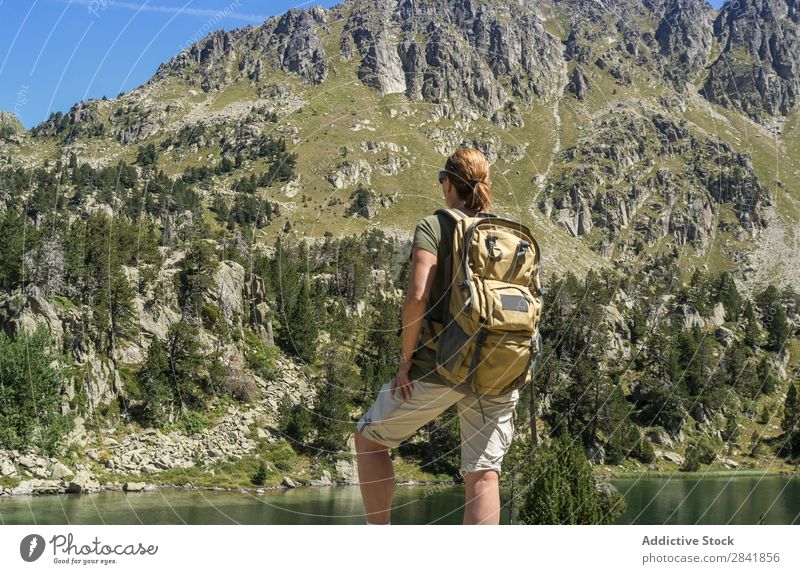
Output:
[391, 363, 414, 401]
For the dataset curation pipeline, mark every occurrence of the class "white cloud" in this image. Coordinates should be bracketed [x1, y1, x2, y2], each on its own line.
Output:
[61, 0, 269, 24]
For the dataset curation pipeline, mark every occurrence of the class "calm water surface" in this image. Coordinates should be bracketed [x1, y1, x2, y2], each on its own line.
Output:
[1, 477, 798, 525]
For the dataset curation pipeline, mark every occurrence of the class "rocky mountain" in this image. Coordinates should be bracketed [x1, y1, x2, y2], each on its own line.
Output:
[704, 0, 800, 123]
[1, 0, 799, 496]
[0, 111, 24, 143]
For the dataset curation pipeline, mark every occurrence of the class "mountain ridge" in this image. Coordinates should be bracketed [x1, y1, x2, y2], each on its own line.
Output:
[1, 0, 799, 496]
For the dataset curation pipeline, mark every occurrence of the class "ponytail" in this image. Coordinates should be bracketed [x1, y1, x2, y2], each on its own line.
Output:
[465, 179, 492, 213]
[445, 147, 493, 213]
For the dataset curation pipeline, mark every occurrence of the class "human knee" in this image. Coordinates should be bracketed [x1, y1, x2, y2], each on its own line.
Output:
[463, 468, 499, 490]
[355, 429, 389, 454]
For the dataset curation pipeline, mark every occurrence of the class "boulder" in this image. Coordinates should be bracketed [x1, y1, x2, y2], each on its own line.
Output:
[655, 450, 685, 465]
[568, 65, 589, 101]
[708, 302, 726, 327]
[715, 326, 735, 346]
[1, 459, 18, 477]
[334, 458, 358, 485]
[17, 454, 43, 470]
[310, 470, 332, 487]
[123, 482, 148, 492]
[12, 479, 63, 495]
[49, 461, 73, 480]
[18, 454, 49, 478]
[67, 470, 100, 493]
[327, 160, 372, 189]
[10, 481, 34, 495]
[647, 429, 674, 448]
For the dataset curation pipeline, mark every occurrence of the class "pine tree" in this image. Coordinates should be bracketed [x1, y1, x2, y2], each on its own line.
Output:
[0, 329, 72, 455]
[628, 302, 647, 345]
[135, 321, 217, 427]
[756, 355, 778, 396]
[755, 284, 790, 353]
[517, 433, 626, 525]
[680, 444, 701, 472]
[251, 461, 268, 486]
[268, 234, 298, 324]
[767, 303, 790, 353]
[356, 292, 401, 401]
[748, 430, 760, 457]
[713, 271, 742, 321]
[687, 268, 711, 315]
[422, 405, 461, 477]
[287, 274, 317, 363]
[631, 371, 686, 434]
[178, 240, 219, 320]
[164, 321, 210, 414]
[722, 412, 739, 445]
[781, 382, 800, 454]
[276, 392, 314, 448]
[0, 209, 25, 290]
[743, 299, 760, 349]
[104, 267, 137, 355]
[313, 349, 355, 453]
[136, 338, 173, 427]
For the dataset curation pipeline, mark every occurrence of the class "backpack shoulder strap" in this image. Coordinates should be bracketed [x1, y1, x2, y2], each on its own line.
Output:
[423, 208, 467, 341]
[434, 207, 469, 223]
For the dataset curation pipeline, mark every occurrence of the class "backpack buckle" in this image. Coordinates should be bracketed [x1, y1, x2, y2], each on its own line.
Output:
[485, 235, 503, 261]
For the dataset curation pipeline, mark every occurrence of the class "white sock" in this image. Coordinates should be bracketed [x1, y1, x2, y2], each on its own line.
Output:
[366, 520, 390, 525]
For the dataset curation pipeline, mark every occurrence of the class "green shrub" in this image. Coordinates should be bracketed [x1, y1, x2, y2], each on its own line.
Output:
[251, 461, 268, 486]
[722, 413, 740, 443]
[178, 411, 210, 435]
[695, 436, 717, 464]
[244, 328, 280, 381]
[276, 392, 313, 447]
[0, 328, 73, 455]
[680, 446, 701, 472]
[633, 434, 656, 464]
[516, 433, 625, 525]
[757, 404, 772, 425]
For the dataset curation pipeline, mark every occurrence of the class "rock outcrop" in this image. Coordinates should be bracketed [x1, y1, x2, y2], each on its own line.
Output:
[341, 0, 566, 119]
[540, 101, 770, 254]
[152, 6, 329, 91]
[653, 0, 714, 89]
[703, 0, 800, 122]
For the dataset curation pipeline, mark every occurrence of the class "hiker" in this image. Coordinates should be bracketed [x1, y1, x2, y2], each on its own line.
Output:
[355, 147, 540, 525]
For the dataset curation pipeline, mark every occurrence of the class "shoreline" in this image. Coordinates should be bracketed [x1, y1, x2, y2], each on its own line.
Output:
[2, 469, 798, 498]
[597, 468, 798, 479]
[0, 478, 449, 498]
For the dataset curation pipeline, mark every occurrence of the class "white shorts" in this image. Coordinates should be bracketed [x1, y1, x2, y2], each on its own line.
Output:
[356, 377, 519, 477]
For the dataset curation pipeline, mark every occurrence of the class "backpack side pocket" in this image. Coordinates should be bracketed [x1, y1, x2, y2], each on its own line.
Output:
[435, 317, 473, 384]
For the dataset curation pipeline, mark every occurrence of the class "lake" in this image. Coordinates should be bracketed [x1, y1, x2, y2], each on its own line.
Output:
[1, 476, 798, 524]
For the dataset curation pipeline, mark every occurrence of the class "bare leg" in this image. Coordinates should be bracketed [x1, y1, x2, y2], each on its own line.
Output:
[355, 429, 394, 524]
[463, 469, 501, 525]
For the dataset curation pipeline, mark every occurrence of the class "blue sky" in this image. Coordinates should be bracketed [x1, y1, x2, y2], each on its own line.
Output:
[2, 0, 728, 129]
[0, 0, 339, 128]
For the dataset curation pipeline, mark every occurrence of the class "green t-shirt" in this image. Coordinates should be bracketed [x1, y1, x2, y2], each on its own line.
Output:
[407, 211, 457, 384]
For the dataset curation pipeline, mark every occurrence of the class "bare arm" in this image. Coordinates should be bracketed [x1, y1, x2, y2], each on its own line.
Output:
[392, 246, 438, 400]
[400, 247, 438, 361]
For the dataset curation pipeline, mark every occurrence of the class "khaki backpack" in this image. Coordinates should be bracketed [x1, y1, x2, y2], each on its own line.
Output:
[418, 207, 543, 397]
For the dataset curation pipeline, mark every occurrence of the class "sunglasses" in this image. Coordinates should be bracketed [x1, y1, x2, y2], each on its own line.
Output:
[438, 170, 447, 184]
